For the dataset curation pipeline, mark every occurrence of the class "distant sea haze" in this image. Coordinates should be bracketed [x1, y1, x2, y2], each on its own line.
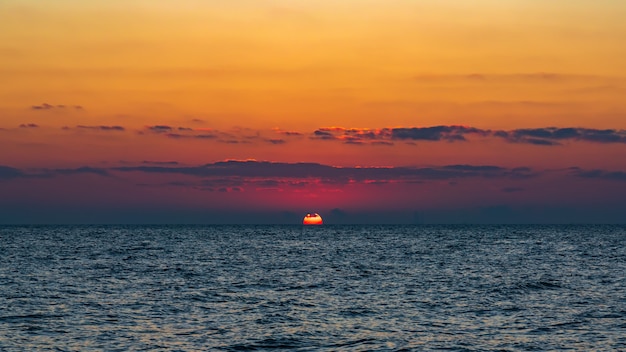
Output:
[1, 225, 624, 350]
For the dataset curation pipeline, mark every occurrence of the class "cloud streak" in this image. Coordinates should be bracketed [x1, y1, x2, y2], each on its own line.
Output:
[497, 128, 626, 145]
[0, 166, 24, 180]
[4, 161, 623, 188]
[0, 161, 540, 182]
[7, 120, 626, 147]
[143, 125, 286, 145]
[76, 125, 125, 131]
[0, 165, 109, 180]
[571, 169, 626, 181]
[112, 160, 537, 183]
[31, 103, 83, 110]
[412, 72, 610, 83]
[310, 126, 626, 146]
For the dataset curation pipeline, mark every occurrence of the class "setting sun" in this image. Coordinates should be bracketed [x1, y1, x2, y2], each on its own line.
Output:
[303, 213, 323, 225]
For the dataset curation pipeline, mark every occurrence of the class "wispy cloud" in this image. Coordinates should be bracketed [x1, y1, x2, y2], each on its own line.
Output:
[51, 167, 110, 177]
[413, 73, 610, 83]
[0, 165, 109, 179]
[266, 139, 286, 145]
[496, 127, 626, 145]
[143, 125, 288, 145]
[0, 166, 24, 180]
[112, 160, 537, 183]
[163, 132, 218, 140]
[141, 161, 180, 166]
[272, 128, 303, 137]
[8, 119, 626, 147]
[571, 169, 626, 181]
[391, 126, 486, 142]
[75, 125, 125, 132]
[31, 103, 83, 110]
[3, 162, 625, 204]
[146, 125, 177, 133]
[309, 125, 485, 145]
[309, 125, 626, 146]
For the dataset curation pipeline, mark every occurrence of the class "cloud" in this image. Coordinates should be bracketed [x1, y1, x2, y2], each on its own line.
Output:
[497, 127, 626, 145]
[112, 160, 537, 183]
[311, 127, 385, 144]
[443, 165, 504, 172]
[311, 125, 489, 144]
[147, 125, 174, 133]
[572, 169, 626, 181]
[31, 103, 83, 110]
[413, 73, 602, 83]
[392, 126, 488, 142]
[162, 133, 184, 139]
[0, 165, 108, 179]
[164, 132, 218, 140]
[273, 128, 303, 136]
[0, 166, 24, 180]
[31, 103, 55, 110]
[8, 119, 626, 148]
[266, 139, 286, 145]
[195, 134, 220, 139]
[309, 125, 626, 146]
[523, 138, 561, 146]
[76, 125, 125, 132]
[50, 167, 110, 177]
[310, 125, 482, 144]
[145, 125, 260, 143]
[312, 130, 336, 140]
[142, 161, 180, 166]
[143, 124, 217, 139]
[3, 161, 625, 226]
[138, 123, 626, 147]
[144, 125, 204, 134]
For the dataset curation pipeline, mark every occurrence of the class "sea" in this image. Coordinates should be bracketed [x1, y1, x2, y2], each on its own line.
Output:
[0, 225, 624, 351]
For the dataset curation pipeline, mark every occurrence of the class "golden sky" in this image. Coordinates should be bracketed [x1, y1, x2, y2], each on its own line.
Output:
[1, 1, 626, 223]
[2, 0, 625, 129]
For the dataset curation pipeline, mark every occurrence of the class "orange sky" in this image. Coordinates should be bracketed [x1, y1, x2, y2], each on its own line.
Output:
[2, 0, 625, 130]
[1, 1, 625, 223]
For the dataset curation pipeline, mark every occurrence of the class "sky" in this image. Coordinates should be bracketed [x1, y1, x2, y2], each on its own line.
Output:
[1, 0, 626, 224]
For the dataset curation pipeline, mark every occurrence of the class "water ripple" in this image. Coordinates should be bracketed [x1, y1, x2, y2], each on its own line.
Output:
[0, 225, 625, 351]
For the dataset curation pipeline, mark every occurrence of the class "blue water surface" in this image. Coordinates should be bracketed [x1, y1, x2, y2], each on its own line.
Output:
[0, 225, 624, 351]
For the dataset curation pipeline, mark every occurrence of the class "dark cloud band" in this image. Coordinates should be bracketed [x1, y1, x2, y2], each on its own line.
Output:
[310, 126, 626, 146]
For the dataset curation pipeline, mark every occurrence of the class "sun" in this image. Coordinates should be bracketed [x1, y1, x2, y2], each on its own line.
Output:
[303, 213, 323, 225]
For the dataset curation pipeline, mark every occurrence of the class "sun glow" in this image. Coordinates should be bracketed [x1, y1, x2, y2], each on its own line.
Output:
[303, 213, 323, 225]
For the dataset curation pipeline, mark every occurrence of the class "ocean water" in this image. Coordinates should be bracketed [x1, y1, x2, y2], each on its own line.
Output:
[0, 225, 624, 351]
